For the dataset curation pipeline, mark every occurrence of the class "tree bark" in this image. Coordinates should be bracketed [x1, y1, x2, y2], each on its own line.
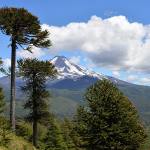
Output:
[32, 76, 38, 147]
[33, 119, 38, 147]
[10, 37, 16, 131]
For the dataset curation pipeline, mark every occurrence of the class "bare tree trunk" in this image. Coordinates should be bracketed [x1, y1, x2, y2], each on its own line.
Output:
[33, 119, 38, 147]
[10, 37, 16, 131]
[32, 81, 38, 147]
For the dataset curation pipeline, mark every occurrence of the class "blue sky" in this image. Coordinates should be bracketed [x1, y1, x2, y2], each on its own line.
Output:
[0, 0, 150, 85]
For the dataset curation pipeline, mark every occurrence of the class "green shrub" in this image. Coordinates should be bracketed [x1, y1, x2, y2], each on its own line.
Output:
[0, 117, 11, 147]
[16, 121, 32, 141]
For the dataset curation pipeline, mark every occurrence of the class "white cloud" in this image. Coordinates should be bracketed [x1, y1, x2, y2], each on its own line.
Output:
[112, 71, 120, 78]
[17, 47, 45, 59]
[126, 75, 138, 82]
[69, 56, 81, 64]
[42, 15, 150, 73]
[139, 77, 150, 85]
[3, 58, 11, 68]
[126, 75, 150, 86]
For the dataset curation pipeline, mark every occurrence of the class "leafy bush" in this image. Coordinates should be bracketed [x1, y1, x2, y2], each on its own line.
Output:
[0, 117, 11, 147]
[16, 120, 32, 141]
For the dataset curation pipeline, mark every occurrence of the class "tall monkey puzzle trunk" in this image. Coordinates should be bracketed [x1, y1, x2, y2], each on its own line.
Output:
[33, 119, 38, 147]
[10, 37, 16, 131]
[32, 77, 38, 147]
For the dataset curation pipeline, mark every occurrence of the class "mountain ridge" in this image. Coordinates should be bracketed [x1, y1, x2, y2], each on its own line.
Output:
[0, 56, 150, 123]
[50, 56, 106, 80]
[49, 56, 132, 88]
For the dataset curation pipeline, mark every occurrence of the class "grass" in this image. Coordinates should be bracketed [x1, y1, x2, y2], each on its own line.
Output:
[0, 133, 36, 150]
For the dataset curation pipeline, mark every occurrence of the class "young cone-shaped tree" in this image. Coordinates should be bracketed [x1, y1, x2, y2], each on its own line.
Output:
[18, 58, 57, 147]
[61, 118, 82, 150]
[0, 7, 51, 130]
[0, 88, 8, 146]
[74, 80, 146, 150]
[0, 88, 5, 114]
[44, 118, 68, 150]
[0, 59, 5, 113]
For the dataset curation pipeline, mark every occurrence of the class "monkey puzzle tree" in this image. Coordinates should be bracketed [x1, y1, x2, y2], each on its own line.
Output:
[18, 58, 57, 147]
[74, 80, 146, 150]
[0, 7, 51, 130]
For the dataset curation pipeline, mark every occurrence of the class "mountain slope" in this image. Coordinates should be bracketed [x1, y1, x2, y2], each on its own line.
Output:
[0, 56, 150, 123]
[51, 56, 105, 79]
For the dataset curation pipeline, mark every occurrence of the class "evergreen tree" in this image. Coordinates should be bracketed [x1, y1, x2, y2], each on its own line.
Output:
[74, 80, 146, 150]
[0, 7, 51, 130]
[61, 119, 83, 150]
[0, 79, 9, 146]
[44, 118, 68, 150]
[18, 58, 57, 147]
[0, 58, 5, 113]
[0, 87, 5, 114]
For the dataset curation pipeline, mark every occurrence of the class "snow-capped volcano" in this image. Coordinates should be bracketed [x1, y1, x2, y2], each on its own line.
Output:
[50, 56, 105, 79]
